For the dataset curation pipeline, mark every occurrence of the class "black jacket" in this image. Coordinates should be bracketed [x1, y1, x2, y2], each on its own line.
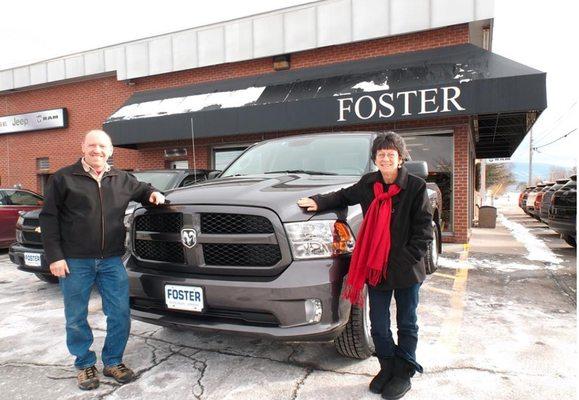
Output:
[40, 160, 156, 264]
[312, 165, 433, 290]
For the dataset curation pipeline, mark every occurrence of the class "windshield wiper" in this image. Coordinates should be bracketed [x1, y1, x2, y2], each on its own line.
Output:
[264, 170, 337, 175]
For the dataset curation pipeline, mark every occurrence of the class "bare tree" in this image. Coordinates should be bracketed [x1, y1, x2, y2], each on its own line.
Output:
[486, 163, 516, 196]
[548, 166, 568, 181]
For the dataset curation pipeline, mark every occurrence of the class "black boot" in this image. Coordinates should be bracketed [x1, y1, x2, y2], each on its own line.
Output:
[381, 356, 415, 399]
[369, 357, 394, 394]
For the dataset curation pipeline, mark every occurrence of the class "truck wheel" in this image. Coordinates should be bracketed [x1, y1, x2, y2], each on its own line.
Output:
[335, 287, 374, 359]
[425, 224, 439, 274]
[562, 234, 576, 248]
[34, 273, 59, 284]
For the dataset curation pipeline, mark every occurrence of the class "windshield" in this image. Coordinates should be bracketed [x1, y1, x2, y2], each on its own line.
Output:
[131, 172, 178, 191]
[221, 135, 373, 177]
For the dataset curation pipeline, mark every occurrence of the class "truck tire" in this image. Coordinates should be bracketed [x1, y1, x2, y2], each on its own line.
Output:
[335, 287, 374, 359]
[425, 224, 439, 274]
[562, 234, 576, 248]
[35, 273, 59, 284]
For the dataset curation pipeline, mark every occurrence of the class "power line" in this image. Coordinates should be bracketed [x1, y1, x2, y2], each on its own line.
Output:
[533, 128, 577, 150]
[533, 101, 577, 146]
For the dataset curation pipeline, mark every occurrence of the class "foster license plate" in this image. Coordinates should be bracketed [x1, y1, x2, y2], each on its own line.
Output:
[24, 253, 42, 267]
[165, 284, 204, 312]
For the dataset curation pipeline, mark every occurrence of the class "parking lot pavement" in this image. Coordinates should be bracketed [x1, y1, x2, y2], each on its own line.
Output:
[0, 204, 575, 399]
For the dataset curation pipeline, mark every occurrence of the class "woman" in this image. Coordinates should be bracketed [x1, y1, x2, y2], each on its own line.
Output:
[298, 132, 432, 400]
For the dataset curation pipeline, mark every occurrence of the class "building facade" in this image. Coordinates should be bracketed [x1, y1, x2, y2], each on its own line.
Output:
[0, 0, 545, 243]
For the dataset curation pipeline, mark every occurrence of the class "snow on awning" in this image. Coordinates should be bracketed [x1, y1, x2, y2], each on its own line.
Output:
[103, 44, 546, 157]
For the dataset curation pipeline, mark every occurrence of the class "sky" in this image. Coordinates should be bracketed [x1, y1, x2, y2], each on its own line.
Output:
[0, 0, 577, 172]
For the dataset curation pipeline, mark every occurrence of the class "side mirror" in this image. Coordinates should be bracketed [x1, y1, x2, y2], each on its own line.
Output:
[207, 171, 222, 180]
[405, 161, 428, 179]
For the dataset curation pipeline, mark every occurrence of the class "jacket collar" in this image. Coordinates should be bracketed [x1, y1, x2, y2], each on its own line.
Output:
[72, 158, 118, 177]
[367, 165, 409, 190]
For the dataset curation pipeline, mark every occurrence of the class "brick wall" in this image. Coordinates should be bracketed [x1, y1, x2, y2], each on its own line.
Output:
[0, 23, 471, 241]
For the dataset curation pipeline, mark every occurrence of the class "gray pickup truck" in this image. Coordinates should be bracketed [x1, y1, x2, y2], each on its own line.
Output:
[127, 132, 442, 359]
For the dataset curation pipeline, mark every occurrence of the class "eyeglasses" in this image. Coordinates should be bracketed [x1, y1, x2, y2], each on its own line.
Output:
[375, 151, 399, 160]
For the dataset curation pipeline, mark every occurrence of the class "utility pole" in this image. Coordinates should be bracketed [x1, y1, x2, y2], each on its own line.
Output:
[528, 128, 533, 186]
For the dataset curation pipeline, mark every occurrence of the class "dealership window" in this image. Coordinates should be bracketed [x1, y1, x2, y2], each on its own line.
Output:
[213, 147, 247, 171]
[401, 131, 454, 232]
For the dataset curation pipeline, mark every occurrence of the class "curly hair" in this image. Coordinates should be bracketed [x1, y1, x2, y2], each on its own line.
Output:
[371, 131, 408, 163]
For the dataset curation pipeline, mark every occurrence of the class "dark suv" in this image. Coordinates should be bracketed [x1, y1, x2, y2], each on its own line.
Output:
[126, 133, 443, 359]
[539, 179, 569, 223]
[548, 175, 576, 247]
[9, 169, 215, 284]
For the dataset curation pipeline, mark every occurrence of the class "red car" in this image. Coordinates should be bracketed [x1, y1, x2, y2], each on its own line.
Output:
[0, 189, 44, 249]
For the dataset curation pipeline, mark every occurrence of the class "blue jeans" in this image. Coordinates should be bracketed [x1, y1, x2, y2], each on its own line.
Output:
[59, 257, 130, 369]
[368, 283, 423, 373]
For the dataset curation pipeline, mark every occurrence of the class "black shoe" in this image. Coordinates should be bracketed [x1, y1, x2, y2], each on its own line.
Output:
[381, 356, 415, 400]
[369, 357, 394, 394]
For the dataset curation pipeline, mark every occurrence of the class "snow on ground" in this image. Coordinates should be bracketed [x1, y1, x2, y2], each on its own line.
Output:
[497, 213, 561, 264]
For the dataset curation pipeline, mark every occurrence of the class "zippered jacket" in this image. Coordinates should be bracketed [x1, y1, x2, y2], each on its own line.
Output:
[40, 159, 155, 264]
[311, 165, 433, 290]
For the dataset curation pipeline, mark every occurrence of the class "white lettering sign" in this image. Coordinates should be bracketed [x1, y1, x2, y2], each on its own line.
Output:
[0, 108, 67, 135]
[336, 86, 465, 122]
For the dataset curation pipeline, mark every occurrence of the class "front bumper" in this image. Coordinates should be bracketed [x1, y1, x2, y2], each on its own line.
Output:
[127, 256, 352, 341]
[8, 243, 51, 275]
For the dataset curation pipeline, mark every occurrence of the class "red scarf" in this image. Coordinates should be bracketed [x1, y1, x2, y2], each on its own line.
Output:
[342, 181, 401, 307]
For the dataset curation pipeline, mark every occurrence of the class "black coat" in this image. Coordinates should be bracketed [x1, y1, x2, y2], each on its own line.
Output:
[40, 159, 155, 264]
[312, 165, 433, 290]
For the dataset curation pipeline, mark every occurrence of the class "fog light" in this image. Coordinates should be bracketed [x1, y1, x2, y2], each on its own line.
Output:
[305, 298, 322, 324]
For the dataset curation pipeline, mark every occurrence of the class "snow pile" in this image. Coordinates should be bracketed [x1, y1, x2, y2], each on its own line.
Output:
[498, 213, 561, 264]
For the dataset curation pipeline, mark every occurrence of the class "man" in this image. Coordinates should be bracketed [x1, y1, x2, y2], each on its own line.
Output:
[40, 130, 165, 390]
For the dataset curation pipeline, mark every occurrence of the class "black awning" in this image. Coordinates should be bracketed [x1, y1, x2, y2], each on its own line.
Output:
[103, 44, 546, 158]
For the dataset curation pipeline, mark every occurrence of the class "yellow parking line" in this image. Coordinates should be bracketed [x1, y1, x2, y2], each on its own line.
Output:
[432, 272, 456, 280]
[437, 246, 470, 353]
[423, 286, 454, 296]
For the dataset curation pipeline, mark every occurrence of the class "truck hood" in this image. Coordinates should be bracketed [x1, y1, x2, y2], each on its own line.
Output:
[160, 174, 360, 222]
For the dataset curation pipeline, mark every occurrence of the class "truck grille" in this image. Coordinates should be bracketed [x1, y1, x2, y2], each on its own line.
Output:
[135, 213, 183, 232]
[132, 209, 285, 271]
[201, 213, 274, 234]
[134, 240, 185, 264]
[23, 218, 40, 228]
[22, 231, 42, 244]
[204, 244, 281, 266]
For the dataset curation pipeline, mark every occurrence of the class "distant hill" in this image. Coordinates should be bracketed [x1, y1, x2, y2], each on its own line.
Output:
[507, 161, 573, 185]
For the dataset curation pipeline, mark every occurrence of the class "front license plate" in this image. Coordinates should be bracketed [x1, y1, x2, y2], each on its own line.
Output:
[24, 253, 42, 267]
[165, 284, 204, 312]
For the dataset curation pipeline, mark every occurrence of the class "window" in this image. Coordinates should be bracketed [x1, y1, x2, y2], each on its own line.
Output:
[180, 173, 207, 188]
[213, 147, 247, 171]
[4, 190, 43, 206]
[401, 131, 454, 232]
[36, 157, 50, 170]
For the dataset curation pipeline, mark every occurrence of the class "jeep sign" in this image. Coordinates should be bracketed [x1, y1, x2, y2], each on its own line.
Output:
[0, 108, 68, 135]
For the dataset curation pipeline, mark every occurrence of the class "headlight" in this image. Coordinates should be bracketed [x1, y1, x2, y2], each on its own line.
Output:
[123, 210, 135, 230]
[284, 220, 355, 260]
[15, 229, 24, 243]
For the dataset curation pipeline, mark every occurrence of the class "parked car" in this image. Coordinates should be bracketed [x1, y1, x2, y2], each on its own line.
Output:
[525, 184, 546, 215]
[0, 188, 44, 249]
[9, 169, 215, 284]
[539, 178, 569, 223]
[519, 186, 535, 210]
[125, 132, 443, 359]
[548, 175, 576, 247]
[531, 182, 554, 221]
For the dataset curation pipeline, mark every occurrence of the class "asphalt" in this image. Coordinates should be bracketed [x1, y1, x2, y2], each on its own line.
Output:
[0, 203, 575, 399]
